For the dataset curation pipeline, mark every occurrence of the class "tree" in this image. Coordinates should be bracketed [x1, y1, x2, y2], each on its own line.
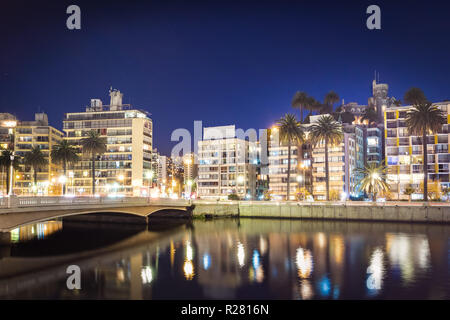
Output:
[406, 100, 446, 201]
[291, 91, 308, 122]
[0, 149, 20, 195]
[355, 162, 390, 202]
[323, 91, 340, 114]
[309, 115, 343, 201]
[305, 96, 321, 117]
[24, 146, 48, 191]
[404, 87, 427, 105]
[403, 185, 416, 202]
[228, 193, 240, 200]
[81, 130, 107, 196]
[276, 114, 305, 200]
[393, 98, 402, 106]
[361, 107, 378, 124]
[51, 140, 80, 195]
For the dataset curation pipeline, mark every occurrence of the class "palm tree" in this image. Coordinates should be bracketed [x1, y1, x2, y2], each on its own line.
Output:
[0, 149, 20, 195]
[305, 96, 321, 117]
[51, 140, 80, 195]
[276, 114, 305, 200]
[81, 130, 107, 196]
[323, 91, 340, 114]
[24, 146, 48, 191]
[393, 98, 402, 107]
[291, 91, 308, 122]
[406, 101, 446, 201]
[404, 87, 427, 105]
[355, 162, 390, 202]
[309, 115, 343, 201]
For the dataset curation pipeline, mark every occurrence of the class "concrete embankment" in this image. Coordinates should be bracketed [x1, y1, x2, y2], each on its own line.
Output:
[192, 201, 450, 223]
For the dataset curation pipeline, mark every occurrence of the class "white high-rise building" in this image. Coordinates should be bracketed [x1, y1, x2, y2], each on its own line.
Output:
[63, 88, 153, 196]
[197, 125, 257, 199]
[310, 115, 364, 200]
[384, 101, 450, 200]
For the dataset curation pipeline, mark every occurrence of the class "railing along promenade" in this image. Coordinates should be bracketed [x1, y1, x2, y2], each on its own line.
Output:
[0, 195, 190, 210]
[0, 197, 449, 224]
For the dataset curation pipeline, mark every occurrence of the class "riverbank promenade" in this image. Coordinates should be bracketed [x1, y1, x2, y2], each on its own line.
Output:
[0, 196, 449, 227]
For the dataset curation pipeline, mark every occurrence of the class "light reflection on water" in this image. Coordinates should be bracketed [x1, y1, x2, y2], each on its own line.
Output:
[0, 218, 449, 299]
[10, 220, 62, 243]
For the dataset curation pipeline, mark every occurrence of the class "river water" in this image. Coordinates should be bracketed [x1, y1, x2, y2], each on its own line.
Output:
[0, 217, 449, 299]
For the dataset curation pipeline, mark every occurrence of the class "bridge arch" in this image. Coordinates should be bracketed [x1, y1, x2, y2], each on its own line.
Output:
[1, 205, 192, 232]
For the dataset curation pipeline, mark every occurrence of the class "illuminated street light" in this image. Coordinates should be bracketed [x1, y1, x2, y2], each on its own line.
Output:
[145, 170, 154, 179]
[118, 174, 125, 181]
[58, 175, 67, 184]
[237, 175, 244, 184]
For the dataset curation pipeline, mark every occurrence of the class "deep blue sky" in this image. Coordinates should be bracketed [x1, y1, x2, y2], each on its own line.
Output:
[1, 0, 450, 155]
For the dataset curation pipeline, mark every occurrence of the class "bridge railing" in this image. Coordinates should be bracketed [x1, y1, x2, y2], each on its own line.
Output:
[0, 196, 190, 209]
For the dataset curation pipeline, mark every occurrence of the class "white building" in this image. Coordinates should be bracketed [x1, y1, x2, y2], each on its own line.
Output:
[310, 115, 364, 200]
[384, 101, 450, 199]
[197, 125, 257, 199]
[63, 88, 153, 196]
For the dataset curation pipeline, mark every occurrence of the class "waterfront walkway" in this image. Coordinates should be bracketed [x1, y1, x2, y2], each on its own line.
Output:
[1, 197, 450, 232]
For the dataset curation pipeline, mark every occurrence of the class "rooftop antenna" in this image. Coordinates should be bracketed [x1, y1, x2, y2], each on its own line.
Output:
[374, 70, 377, 83]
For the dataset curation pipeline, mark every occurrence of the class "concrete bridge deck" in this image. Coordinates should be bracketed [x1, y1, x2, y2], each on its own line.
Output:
[0, 196, 192, 232]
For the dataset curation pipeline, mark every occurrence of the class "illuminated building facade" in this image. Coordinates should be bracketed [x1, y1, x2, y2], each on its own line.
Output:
[12, 113, 64, 195]
[267, 127, 306, 200]
[310, 116, 364, 200]
[384, 101, 450, 199]
[197, 125, 257, 199]
[63, 89, 153, 196]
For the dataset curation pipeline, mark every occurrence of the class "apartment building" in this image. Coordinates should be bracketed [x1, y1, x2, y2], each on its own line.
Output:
[9, 113, 64, 195]
[366, 125, 383, 165]
[384, 102, 450, 200]
[267, 127, 309, 200]
[183, 153, 198, 183]
[310, 116, 364, 200]
[63, 88, 153, 196]
[0, 114, 18, 195]
[0, 113, 17, 149]
[197, 125, 257, 199]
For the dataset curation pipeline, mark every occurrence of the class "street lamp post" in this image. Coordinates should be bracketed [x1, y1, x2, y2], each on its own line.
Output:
[8, 154, 14, 196]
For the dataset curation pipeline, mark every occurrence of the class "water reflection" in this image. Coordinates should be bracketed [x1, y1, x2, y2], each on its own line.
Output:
[367, 247, 385, 295]
[295, 247, 313, 279]
[10, 220, 63, 243]
[0, 219, 449, 299]
[385, 233, 431, 285]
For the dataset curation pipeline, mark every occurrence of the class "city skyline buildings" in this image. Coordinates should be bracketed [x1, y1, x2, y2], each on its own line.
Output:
[2, 1, 450, 156]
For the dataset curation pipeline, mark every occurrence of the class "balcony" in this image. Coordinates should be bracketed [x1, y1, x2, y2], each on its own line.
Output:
[386, 121, 397, 129]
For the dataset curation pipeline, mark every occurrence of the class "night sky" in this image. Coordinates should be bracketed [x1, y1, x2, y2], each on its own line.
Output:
[1, 0, 450, 155]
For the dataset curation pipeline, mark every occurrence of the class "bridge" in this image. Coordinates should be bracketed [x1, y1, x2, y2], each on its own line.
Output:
[0, 196, 192, 232]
